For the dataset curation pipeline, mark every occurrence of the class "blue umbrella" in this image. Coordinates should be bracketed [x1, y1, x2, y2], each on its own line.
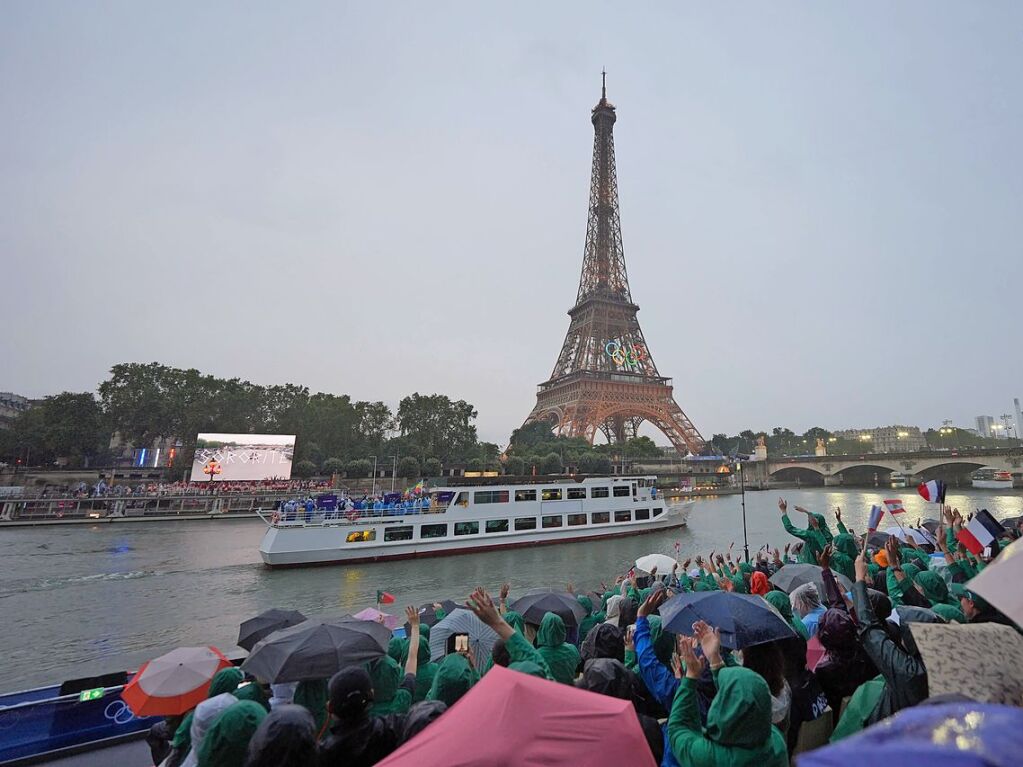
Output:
[658, 591, 795, 649]
[798, 703, 1023, 766]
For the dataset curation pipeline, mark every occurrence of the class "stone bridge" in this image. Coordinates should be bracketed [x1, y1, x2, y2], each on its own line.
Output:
[740, 447, 1023, 488]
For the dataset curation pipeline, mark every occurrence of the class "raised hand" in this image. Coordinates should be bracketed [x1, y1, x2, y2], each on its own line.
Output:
[624, 625, 635, 651]
[499, 582, 510, 600]
[638, 588, 668, 618]
[778, 498, 788, 514]
[835, 507, 842, 521]
[692, 620, 722, 666]
[854, 545, 869, 582]
[884, 536, 902, 567]
[716, 576, 735, 592]
[467, 586, 502, 628]
[816, 544, 832, 570]
[405, 605, 420, 629]
[677, 635, 705, 680]
[794, 505, 810, 515]
[808, 514, 820, 530]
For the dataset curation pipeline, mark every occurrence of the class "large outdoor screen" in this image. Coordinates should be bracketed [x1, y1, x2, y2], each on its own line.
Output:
[190, 433, 296, 482]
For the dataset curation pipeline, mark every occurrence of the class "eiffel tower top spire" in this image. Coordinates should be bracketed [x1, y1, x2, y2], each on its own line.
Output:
[577, 72, 629, 306]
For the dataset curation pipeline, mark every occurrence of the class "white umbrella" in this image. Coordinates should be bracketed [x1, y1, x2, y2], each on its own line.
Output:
[969, 536, 1023, 626]
[635, 553, 677, 574]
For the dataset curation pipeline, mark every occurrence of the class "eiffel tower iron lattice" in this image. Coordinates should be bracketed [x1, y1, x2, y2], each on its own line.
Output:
[523, 75, 706, 455]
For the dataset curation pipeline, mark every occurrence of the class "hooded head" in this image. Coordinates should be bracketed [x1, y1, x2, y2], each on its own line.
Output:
[580, 622, 625, 664]
[208, 667, 244, 698]
[196, 700, 266, 767]
[180, 693, 237, 767]
[914, 570, 953, 606]
[292, 679, 328, 730]
[387, 636, 408, 662]
[901, 562, 922, 581]
[764, 590, 809, 640]
[577, 658, 632, 699]
[617, 598, 638, 628]
[834, 533, 858, 560]
[603, 595, 624, 624]
[704, 667, 773, 748]
[750, 572, 770, 596]
[244, 705, 316, 767]
[503, 611, 526, 634]
[401, 701, 447, 743]
[426, 653, 474, 706]
[866, 588, 893, 621]
[536, 612, 567, 648]
[327, 667, 373, 724]
[577, 595, 594, 616]
[646, 616, 675, 667]
[367, 655, 405, 715]
[790, 583, 821, 617]
[233, 681, 269, 710]
[818, 609, 859, 660]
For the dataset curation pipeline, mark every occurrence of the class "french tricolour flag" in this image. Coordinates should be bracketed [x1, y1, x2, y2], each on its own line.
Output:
[883, 499, 905, 516]
[955, 510, 1004, 556]
[867, 504, 884, 532]
[917, 479, 947, 504]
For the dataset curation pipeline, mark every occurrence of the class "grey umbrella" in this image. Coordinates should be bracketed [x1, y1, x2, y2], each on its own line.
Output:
[238, 608, 307, 651]
[241, 616, 390, 683]
[428, 608, 499, 663]
[769, 563, 853, 596]
[510, 589, 588, 627]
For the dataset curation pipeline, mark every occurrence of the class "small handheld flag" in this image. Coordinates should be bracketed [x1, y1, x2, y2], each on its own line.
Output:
[376, 590, 396, 605]
[917, 480, 946, 504]
[883, 499, 906, 516]
[867, 504, 884, 532]
[955, 509, 1004, 556]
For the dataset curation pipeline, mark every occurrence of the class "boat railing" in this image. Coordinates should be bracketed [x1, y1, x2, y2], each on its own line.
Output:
[268, 505, 447, 528]
[0, 492, 298, 522]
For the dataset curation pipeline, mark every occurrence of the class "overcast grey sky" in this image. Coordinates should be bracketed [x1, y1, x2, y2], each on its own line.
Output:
[2, 2, 1021, 445]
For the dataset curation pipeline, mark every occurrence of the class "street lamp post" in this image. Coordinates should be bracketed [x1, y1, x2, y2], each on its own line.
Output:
[390, 455, 398, 493]
[737, 461, 749, 564]
[369, 455, 378, 497]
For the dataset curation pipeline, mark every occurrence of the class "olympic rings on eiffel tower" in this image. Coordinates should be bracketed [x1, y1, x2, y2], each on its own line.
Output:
[605, 339, 647, 369]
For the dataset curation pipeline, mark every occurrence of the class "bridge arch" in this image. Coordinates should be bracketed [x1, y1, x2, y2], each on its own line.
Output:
[913, 461, 987, 482]
[769, 466, 826, 486]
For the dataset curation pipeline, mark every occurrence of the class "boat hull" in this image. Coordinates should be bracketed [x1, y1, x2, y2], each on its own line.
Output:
[972, 480, 1014, 490]
[260, 503, 691, 568]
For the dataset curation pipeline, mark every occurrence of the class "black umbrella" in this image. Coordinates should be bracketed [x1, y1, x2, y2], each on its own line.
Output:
[659, 591, 795, 650]
[403, 600, 461, 633]
[241, 616, 390, 683]
[867, 531, 893, 548]
[238, 608, 307, 651]
[769, 564, 853, 596]
[509, 589, 587, 628]
[920, 518, 942, 534]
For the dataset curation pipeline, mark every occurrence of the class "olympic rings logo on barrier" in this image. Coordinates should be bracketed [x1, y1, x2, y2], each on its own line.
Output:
[605, 340, 647, 369]
[104, 700, 136, 725]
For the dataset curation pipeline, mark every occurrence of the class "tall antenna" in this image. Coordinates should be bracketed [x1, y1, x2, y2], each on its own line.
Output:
[601, 68, 606, 100]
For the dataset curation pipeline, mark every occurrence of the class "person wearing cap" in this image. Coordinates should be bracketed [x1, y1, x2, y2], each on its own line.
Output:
[950, 584, 1018, 628]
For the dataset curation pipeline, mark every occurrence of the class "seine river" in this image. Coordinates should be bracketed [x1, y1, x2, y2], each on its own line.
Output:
[2, 487, 1021, 690]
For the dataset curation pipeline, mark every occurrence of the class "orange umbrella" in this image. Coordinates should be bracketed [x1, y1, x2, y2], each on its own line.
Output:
[121, 646, 231, 716]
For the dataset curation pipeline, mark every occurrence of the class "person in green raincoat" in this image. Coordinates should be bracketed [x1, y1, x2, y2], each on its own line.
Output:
[367, 654, 412, 716]
[778, 499, 829, 565]
[576, 595, 600, 645]
[387, 636, 408, 663]
[829, 532, 858, 582]
[764, 590, 810, 640]
[668, 621, 787, 767]
[196, 699, 266, 767]
[426, 652, 478, 705]
[913, 570, 966, 623]
[233, 680, 269, 710]
[535, 612, 581, 685]
[170, 666, 245, 762]
[293, 679, 328, 735]
[400, 625, 438, 701]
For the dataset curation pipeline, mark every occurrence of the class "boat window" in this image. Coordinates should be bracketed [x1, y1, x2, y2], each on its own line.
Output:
[590, 487, 609, 498]
[614, 510, 632, 523]
[567, 513, 587, 526]
[591, 511, 610, 524]
[542, 515, 563, 528]
[613, 486, 630, 498]
[515, 489, 537, 502]
[635, 509, 650, 521]
[485, 519, 509, 533]
[567, 488, 586, 500]
[346, 529, 376, 543]
[384, 526, 414, 542]
[454, 521, 479, 536]
[455, 492, 469, 507]
[653, 508, 664, 517]
[421, 523, 448, 539]
[514, 517, 537, 531]
[474, 490, 510, 504]
[542, 488, 562, 501]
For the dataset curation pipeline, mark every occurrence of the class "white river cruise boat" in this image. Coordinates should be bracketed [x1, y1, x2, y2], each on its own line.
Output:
[971, 468, 1015, 490]
[257, 475, 691, 567]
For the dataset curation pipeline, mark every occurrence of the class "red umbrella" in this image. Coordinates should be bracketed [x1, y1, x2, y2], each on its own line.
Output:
[122, 646, 232, 716]
[376, 665, 656, 766]
[806, 635, 825, 671]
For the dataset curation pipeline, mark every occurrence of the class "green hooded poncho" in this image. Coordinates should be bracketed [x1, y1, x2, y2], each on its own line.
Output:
[535, 612, 581, 685]
[830, 534, 858, 582]
[233, 681, 268, 710]
[764, 590, 809, 640]
[886, 562, 922, 606]
[508, 660, 547, 678]
[427, 653, 477, 705]
[914, 570, 966, 623]
[171, 666, 245, 754]
[388, 636, 409, 663]
[400, 631, 439, 701]
[367, 655, 412, 716]
[782, 515, 829, 565]
[504, 611, 526, 634]
[577, 596, 599, 645]
[668, 666, 788, 767]
[830, 676, 885, 742]
[196, 700, 266, 767]
[293, 679, 328, 733]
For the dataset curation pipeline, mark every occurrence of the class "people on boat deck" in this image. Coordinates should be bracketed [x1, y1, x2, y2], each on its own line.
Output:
[142, 500, 1021, 767]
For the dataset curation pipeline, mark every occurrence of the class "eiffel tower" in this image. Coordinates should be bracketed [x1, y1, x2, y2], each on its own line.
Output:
[523, 74, 706, 455]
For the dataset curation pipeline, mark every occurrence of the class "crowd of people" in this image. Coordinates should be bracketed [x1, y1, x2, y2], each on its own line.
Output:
[144, 499, 1020, 767]
[30, 478, 333, 500]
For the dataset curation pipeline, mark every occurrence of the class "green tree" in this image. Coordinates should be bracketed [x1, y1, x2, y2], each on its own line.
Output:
[467, 458, 484, 471]
[322, 457, 346, 475]
[508, 421, 556, 451]
[397, 456, 420, 478]
[423, 457, 443, 477]
[11, 392, 105, 466]
[345, 458, 373, 478]
[623, 436, 661, 457]
[396, 393, 479, 462]
[293, 460, 317, 478]
[540, 452, 563, 475]
[504, 455, 526, 475]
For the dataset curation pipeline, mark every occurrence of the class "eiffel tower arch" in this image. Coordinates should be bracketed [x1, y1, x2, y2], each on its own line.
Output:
[523, 75, 706, 456]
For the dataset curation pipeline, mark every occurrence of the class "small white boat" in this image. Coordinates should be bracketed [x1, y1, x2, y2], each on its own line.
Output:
[258, 475, 691, 567]
[971, 468, 1014, 490]
[889, 472, 909, 489]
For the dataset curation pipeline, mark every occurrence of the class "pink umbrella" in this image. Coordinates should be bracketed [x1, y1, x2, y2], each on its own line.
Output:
[353, 607, 400, 631]
[376, 665, 656, 767]
[806, 635, 825, 670]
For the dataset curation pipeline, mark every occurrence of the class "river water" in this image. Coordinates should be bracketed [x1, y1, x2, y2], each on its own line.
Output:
[3, 487, 1021, 691]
